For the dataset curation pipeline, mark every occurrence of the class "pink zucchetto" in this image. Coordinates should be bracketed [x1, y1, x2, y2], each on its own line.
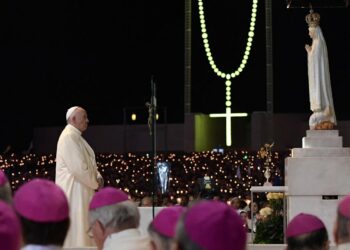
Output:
[89, 187, 129, 210]
[0, 201, 21, 250]
[13, 178, 69, 222]
[184, 200, 246, 250]
[66, 106, 79, 120]
[0, 170, 9, 186]
[287, 213, 326, 238]
[339, 195, 350, 218]
[152, 206, 185, 238]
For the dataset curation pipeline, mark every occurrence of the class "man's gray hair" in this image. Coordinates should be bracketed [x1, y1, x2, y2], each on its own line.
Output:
[148, 222, 172, 250]
[174, 215, 202, 250]
[89, 200, 140, 230]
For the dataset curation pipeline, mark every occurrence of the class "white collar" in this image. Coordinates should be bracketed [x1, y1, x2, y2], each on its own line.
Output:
[66, 124, 82, 135]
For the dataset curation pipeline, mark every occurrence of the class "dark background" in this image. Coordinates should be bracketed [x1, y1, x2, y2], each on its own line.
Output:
[0, 0, 349, 150]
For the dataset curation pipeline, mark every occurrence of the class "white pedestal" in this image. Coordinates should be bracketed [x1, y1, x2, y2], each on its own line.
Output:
[138, 207, 165, 235]
[286, 130, 350, 244]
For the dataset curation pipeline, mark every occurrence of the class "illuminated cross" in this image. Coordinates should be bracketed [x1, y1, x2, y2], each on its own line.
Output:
[197, 0, 258, 146]
[209, 107, 248, 147]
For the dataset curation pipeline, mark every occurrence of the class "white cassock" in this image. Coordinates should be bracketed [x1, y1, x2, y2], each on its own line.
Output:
[55, 124, 101, 247]
[307, 26, 337, 129]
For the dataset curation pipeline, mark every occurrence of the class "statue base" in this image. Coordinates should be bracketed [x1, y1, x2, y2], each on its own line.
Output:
[313, 121, 335, 130]
[263, 182, 272, 187]
[286, 130, 350, 244]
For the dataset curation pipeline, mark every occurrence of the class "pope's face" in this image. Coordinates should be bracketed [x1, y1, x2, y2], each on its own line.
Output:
[74, 108, 89, 132]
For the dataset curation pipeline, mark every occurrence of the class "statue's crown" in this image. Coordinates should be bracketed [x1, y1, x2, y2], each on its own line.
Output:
[305, 9, 320, 27]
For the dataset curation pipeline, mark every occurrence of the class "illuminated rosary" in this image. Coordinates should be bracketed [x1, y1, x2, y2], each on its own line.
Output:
[197, 0, 259, 146]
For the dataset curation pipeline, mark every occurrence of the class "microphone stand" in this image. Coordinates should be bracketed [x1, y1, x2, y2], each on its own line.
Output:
[146, 76, 157, 218]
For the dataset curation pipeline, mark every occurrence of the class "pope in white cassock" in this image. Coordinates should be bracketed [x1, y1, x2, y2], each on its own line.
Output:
[55, 106, 104, 247]
[305, 10, 336, 130]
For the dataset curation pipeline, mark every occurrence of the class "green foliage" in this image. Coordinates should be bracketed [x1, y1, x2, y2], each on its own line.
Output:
[253, 198, 284, 244]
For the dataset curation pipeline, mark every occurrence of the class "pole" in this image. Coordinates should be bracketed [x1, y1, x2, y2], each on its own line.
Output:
[184, 0, 192, 114]
[146, 76, 157, 218]
[265, 0, 274, 143]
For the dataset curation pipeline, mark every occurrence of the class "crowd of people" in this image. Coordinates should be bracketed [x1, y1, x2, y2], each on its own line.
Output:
[0, 8, 344, 248]
[1, 146, 288, 206]
[0, 105, 347, 250]
[3, 169, 350, 250]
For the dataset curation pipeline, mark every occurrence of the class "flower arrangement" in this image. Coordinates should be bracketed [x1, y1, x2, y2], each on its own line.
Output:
[266, 192, 284, 200]
[259, 207, 273, 218]
[253, 192, 284, 244]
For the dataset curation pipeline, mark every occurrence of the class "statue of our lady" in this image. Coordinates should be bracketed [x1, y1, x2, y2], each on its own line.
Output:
[305, 10, 336, 130]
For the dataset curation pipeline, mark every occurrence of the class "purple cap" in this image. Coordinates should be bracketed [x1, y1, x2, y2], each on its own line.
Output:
[13, 178, 69, 222]
[89, 187, 129, 210]
[0, 200, 21, 250]
[287, 213, 326, 238]
[184, 200, 246, 250]
[339, 195, 350, 218]
[0, 170, 9, 186]
[152, 206, 185, 237]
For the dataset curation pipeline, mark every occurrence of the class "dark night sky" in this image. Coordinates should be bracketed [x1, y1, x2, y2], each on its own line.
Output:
[0, 0, 349, 130]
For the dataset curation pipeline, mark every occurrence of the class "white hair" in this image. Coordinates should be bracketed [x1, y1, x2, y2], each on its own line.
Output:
[89, 200, 140, 230]
[148, 222, 172, 250]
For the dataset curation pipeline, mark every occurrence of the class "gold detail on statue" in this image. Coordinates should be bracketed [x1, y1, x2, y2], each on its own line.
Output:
[314, 121, 335, 130]
[305, 9, 320, 27]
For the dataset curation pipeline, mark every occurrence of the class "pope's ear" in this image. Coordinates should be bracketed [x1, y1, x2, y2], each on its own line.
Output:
[71, 115, 76, 122]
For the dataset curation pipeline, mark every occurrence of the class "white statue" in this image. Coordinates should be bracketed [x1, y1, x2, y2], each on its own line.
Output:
[305, 10, 336, 130]
[157, 161, 170, 194]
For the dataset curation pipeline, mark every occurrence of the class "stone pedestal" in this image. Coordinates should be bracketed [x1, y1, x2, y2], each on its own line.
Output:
[286, 130, 350, 243]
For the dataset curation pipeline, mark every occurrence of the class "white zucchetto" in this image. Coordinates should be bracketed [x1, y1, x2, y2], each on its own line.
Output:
[66, 106, 79, 121]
